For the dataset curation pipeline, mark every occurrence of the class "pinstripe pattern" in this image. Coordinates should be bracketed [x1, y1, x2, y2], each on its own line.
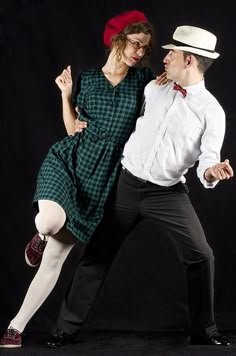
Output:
[33, 67, 153, 242]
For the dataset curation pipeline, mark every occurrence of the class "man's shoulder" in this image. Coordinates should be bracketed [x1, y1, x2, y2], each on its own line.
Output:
[145, 80, 173, 95]
[203, 88, 224, 110]
[195, 88, 225, 119]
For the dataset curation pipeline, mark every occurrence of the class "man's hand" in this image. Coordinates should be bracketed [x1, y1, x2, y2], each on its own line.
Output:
[204, 159, 234, 182]
[74, 106, 87, 133]
[74, 119, 87, 133]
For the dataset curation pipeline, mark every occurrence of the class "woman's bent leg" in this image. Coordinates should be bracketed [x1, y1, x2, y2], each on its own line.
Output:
[25, 200, 68, 267]
[9, 200, 81, 333]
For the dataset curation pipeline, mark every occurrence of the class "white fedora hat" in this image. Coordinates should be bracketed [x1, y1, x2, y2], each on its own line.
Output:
[162, 25, 220, 59]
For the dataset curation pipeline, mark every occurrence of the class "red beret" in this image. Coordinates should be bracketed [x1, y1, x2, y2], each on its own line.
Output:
[103, 10, 148, 47]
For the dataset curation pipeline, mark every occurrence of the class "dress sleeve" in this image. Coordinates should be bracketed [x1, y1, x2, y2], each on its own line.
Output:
[142, 67, 155, 84]
[72, 71, 84, 110]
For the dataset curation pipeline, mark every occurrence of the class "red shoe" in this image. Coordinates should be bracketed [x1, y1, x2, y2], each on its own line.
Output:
[25, 233, 47, 267]
[0, 327, 22, 348]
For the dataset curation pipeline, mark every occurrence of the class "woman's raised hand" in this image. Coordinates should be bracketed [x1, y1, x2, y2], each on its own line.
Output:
[55, 65, 73, 96]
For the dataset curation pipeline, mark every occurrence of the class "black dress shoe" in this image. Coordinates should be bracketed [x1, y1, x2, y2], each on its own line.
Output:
[47, 328, 70, 348]
[191, 333, 231, 346]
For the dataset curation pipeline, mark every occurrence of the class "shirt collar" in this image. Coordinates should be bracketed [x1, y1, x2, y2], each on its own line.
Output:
[183, 79, 205, 96]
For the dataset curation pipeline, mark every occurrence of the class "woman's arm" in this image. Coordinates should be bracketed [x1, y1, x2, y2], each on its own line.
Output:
[55, 65, 77, 135]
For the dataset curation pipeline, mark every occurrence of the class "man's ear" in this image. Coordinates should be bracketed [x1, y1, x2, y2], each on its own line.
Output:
[186, 55, 192, 66]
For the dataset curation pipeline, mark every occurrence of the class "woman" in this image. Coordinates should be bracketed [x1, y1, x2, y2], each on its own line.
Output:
[0, 10, 163, 348]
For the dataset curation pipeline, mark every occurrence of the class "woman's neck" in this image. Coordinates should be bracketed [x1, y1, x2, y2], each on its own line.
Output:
[102, 51, 129, 76]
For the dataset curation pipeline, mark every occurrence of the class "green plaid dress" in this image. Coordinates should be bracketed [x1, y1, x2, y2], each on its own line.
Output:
[33, 67, 153, 243]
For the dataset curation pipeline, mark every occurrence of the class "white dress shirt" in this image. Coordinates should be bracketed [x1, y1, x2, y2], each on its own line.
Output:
[121, 80, 225, 188]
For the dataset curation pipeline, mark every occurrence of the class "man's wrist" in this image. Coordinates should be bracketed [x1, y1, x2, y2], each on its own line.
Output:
[204, 169, 210, 181]
[204, 169, 216, 182]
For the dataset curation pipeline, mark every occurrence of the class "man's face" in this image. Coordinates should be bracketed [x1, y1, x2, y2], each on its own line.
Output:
[163, 49, 185, 82]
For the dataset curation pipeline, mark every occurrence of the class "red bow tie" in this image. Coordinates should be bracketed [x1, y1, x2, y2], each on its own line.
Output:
[173, 83, 187, 98]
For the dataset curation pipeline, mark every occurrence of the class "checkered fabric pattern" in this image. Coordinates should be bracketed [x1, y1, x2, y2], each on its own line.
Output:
[33, 67, 153, 243]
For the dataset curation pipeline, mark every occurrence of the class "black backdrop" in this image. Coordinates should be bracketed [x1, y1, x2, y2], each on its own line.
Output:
[1, 0, 236, 334]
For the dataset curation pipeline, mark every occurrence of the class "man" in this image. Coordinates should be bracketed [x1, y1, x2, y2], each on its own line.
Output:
[45, 25, 234, 346]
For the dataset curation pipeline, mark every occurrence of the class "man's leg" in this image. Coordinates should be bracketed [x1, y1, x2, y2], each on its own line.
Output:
[47, 177, 141, 346]
[137, 178, 230, 345]
[47, 249, 110, 346]
[156, 195, 216, 337]
[55, 237, 116, 337]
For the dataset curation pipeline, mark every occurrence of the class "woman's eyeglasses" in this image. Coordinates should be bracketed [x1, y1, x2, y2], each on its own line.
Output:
[126, 38, 149, 51]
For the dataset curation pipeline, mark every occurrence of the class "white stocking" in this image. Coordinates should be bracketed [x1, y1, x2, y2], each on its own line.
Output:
[9, 200, 76, 333]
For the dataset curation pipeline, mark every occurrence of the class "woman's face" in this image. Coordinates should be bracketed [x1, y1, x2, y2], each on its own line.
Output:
[122, 32, 151, 66]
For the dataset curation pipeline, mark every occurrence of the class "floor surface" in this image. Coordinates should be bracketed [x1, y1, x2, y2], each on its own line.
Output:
[0, 331, 236, 355]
